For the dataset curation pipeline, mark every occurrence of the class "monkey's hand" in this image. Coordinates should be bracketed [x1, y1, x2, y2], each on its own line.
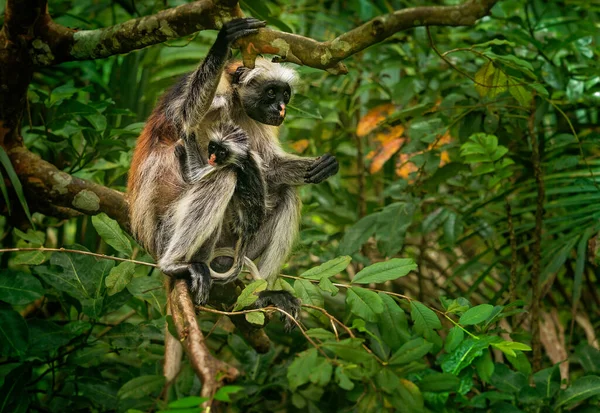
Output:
[304, 154, 339, 184]
[254, 290, 301, 332]
[218, 18, 266, 47]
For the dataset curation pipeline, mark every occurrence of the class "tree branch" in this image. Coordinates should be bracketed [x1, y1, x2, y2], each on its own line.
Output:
[7, 146, 130, 230]
[39, 0, 242, 65]
[171, 280, 239, 403]
[238, 0, 498, 73]
[39, 0, 498, 73]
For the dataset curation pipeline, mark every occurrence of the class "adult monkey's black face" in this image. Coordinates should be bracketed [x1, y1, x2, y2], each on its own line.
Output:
[243, 80, 292, 126]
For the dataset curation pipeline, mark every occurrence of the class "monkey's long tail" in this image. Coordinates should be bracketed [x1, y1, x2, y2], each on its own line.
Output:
[209, 239, 261, 282]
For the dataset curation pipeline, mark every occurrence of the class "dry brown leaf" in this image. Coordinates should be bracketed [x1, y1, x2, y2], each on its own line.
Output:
[356, 103, 395, 137]
[375, 125, 405, 145]
[396, 153, 419, 179]
[369, 138, 405, 174]
[289, 139, 310, 153]
[540, 310, 569, 382]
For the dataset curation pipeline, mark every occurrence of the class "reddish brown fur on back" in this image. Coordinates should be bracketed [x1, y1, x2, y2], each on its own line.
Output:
[128, 110, 177, 195]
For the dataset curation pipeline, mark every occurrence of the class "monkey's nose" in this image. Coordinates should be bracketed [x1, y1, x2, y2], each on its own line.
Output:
[279, 104, 286, 118]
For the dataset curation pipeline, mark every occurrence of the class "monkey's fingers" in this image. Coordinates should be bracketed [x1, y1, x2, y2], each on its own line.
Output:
[223, 18, 266, 43]
[305, 154, 339, 183]
[255, 290, 301, 332]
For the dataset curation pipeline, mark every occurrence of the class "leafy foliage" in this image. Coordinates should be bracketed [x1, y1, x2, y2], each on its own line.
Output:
[1, 0, 600, 411]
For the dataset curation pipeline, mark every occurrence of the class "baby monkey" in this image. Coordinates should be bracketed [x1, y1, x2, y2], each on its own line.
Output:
[162, 123, 266, 305]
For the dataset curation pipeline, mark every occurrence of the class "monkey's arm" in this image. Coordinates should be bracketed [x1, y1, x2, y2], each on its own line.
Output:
[175, 137, 210, 184]
[267, 153, 339, 187]
[170, 18, 265, 136]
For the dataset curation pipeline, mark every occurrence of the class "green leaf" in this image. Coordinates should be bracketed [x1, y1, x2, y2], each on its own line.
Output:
[0, 308, 29, 357]
[335, 366, 355, 390]
[459, 304, 495, 325]
[12, 251, 47, 266]
[168, 397, 208, 408]
[105, 261, 135, 296]
[305, 328, 336, 341]
[323, 338, 373, 364]
[35, 251, 114, 301]
[474, 61, 496, 97]
[233, 280, 267, 311]
[287, 94, 323, 119]
[245, 311, 265, 326]
[475, 350, 495, 383]
[338, 214, 379, 255]
[444, 326, 465, 353]
[50, 82, 79, 106]
[419, 373, 461, 392]
[441, 337, 495, 375]
[318, 277, 339, 296]
[472, 39, 516, 48]
[490, 363, 527, 394]
[389, 338, 433, 365]
[492, 340, 532, 358]
[214, 385, 243, 402]
[27, 319, 73, 357]
[377, 292, 410, 350]
[309, 358, 333, 386]
[346, 287, 384, 322]
[555, 375, 600, 408]
[533, 365, 560, 398]
[352, 258, 417, 284]
[0, 147, 34, 227]
[92, 213, 133, 256]
[0, 271, 44, 305]
[13, 229, 44, 245]
[287, 348, 318, 390]
[117, 375, 165, 399]
[410, 301, 441, 337]
[294, 279, 326, 323]
[508, 80, 533, 106]
[300, 256, 351, 280]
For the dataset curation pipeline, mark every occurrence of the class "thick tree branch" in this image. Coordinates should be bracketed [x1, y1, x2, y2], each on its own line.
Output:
[239, 0, 498, 73]
[7, 146, 130, 229]
[171, 280, 239, 403]
[39, 0, 498, 73]
[38, 0, 242, 65]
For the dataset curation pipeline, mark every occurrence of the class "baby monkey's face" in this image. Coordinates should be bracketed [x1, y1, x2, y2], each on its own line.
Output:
[208, 141, 230, 166]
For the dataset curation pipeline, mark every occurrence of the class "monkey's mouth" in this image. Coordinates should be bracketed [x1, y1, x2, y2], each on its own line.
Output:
[208, 154, 217, 166]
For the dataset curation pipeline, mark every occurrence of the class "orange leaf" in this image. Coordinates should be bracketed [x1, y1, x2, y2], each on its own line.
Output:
[356, 103, 395, 137]
[396, 153, 418, 179]
[374, 125, 405, 145]
[439, 150, 450, 167]
[369, 138, 405, 174]
[289, 139, 310, 153]
[429, 130, 452, 149]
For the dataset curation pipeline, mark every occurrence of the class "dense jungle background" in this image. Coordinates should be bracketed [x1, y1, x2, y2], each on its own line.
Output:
[1, 0, 600, 411]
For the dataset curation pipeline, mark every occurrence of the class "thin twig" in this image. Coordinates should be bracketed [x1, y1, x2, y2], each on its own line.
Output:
[0, 247, 157, 267]
[302, 304, 385, 364]
[197, 305, 333, 362]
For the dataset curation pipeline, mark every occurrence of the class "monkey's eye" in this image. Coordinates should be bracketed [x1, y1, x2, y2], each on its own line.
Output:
[266, 88, 276, 99]
[283, 91, 290, 103]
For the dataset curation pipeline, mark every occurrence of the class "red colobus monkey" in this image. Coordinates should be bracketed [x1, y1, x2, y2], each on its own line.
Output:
[128, 18, 339, 325]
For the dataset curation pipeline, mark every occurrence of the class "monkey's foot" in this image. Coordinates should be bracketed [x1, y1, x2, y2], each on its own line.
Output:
[254, 290, 301, 332]
[305, 154, 339, 184]
[188, 263, 213, 306]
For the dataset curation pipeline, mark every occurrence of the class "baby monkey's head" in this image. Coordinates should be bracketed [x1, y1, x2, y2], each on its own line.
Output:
[208, 123, 250, 167]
